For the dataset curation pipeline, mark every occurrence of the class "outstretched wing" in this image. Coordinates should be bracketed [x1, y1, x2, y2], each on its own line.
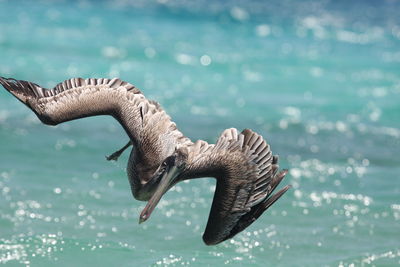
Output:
[186, 128, 290, 245]
[0, 77, 191, 167]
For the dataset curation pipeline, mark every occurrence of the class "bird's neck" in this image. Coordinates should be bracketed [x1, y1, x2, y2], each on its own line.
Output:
[180, 159, 223, 181]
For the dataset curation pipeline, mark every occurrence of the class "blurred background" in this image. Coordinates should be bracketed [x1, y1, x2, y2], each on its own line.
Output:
[0, 0, 399, 266]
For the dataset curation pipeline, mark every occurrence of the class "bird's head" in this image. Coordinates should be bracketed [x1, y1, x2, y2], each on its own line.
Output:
[139, 147, 188, 224]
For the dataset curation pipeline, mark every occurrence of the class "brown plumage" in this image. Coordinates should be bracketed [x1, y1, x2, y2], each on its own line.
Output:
[0, 76, 290, 245]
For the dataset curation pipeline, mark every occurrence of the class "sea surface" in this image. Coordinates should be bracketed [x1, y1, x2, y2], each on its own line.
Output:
[0, 0, 399, 266]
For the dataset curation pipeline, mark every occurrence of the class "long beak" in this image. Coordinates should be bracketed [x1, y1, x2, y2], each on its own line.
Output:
[139, 166, 180, 224]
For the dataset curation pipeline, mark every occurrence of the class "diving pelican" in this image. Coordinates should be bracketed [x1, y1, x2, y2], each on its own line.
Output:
[0, 77, 290, 245]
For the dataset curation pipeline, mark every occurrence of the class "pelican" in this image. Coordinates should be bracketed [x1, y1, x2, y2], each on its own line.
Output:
[0, 77, 290, 245]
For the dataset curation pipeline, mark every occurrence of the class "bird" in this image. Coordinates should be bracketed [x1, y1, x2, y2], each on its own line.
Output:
[0, 76, 290, 245]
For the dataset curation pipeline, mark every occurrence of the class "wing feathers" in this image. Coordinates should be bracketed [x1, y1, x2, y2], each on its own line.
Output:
[191, 128, 286, 210]
[194, 128, 290, 245]
[1, 76, 191, 167]
[0, 77, 141, 103]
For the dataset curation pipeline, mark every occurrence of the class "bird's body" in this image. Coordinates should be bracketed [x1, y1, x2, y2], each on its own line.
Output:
[0, 77, 290, 245]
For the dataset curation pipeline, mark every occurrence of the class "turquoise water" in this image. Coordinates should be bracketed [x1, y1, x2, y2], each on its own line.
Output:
[1, 0, 399, 266]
